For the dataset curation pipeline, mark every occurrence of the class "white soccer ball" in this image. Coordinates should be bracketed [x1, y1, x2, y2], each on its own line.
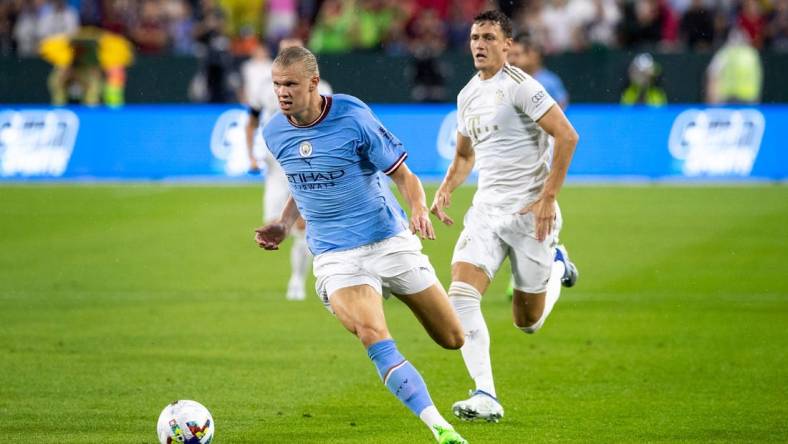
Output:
[156, 400, 215, 444]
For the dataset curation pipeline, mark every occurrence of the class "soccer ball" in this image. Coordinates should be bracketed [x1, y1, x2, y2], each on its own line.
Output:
[156, 400, 215, 444]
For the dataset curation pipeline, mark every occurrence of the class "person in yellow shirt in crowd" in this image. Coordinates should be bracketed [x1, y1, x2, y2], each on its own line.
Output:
[39, 27, 133, 107]
[620, 53, 667, 106]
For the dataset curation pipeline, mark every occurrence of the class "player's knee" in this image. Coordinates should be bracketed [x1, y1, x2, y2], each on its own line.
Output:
[439, 328, 465, 350]
[448, 281, 481, 311]
[355, 324, 389, 347]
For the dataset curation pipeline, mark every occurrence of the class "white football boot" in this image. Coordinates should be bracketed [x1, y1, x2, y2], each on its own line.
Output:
[452, 389, 504, 423]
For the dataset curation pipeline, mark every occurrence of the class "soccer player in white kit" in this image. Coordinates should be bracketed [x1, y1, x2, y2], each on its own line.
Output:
[430, 10, 580, 422]
[243, 39, 332, 301]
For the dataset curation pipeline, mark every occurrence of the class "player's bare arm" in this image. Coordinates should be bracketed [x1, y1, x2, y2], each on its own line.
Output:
[430, 132, 475, 226]
[245, 113, 260, 172]
[389, 162, 435, 240]
[520, 104, 579, 241]
[254, 196, 302, 250]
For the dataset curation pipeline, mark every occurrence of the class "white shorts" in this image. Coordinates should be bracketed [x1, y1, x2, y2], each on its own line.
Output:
[451, 204, 562, 293]
[313, 231, 438, 312]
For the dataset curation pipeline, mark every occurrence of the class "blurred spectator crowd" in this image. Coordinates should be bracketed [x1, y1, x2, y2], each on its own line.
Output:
[1, 0, 787, 59]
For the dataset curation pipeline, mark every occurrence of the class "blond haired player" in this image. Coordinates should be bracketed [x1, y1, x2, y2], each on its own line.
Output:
[255, 46, 468, 444]
[431, 10, 579, 422]
[243, 38, 332, 300]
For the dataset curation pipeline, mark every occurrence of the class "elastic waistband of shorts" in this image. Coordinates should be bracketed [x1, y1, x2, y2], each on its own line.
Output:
[356, 230, 411, 250]
[315, 230, 411, 258]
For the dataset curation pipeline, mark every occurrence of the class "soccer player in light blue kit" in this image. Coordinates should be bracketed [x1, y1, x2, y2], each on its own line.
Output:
[254, 46, 469, 444]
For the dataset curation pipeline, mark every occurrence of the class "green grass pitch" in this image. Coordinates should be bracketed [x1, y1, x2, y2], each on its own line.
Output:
[1, 184, 786, 443]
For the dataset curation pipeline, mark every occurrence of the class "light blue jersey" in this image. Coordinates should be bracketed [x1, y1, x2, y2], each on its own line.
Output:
[534, 68, 569, 108]
[262, 94, 409, 255]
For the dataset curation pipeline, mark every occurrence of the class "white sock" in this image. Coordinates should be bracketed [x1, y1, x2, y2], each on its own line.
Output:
[289, 229, 311, 288]
[419, 405, 452, 438]
[521, 261, 565, 333]
[449, 281, 496, 398]
[544, 260, 565, 319]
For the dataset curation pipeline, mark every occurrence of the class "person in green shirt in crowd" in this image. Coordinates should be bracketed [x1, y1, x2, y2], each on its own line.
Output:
[309, 0, 402, 53]
[308, 0, 355, 53]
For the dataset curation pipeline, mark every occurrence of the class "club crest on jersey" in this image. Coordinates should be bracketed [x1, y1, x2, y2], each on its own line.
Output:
[495, 89, 504, 104]
[299, 141, 313, 157]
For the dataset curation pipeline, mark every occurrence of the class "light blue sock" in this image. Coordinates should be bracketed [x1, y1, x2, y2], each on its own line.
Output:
[367, 339, 434, 416]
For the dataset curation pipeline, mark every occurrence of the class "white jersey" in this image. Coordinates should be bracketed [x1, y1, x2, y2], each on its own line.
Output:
[457, 64, 556, 214]
[242, 57, 275, 117]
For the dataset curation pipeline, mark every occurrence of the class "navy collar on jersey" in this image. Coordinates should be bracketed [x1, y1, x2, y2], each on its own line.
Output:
[287, 95, 332, 129]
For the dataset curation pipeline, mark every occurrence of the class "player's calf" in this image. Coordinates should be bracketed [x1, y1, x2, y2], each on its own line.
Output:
[396, 282, 465, 350]
[512, 290, 547, 334]
[511, 247, 571, 334]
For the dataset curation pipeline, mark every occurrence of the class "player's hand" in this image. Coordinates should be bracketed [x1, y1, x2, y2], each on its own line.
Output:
[430, 188, 454, 226]
[411, 206, 436, 240]
[254, 222, 289, 250]
[519, 196, 556, 242]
